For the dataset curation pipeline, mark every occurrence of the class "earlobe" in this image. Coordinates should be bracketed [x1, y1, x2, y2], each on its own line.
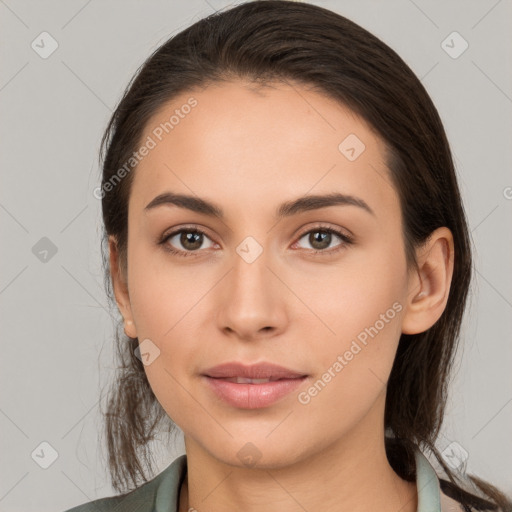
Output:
[108, 235, 138, 338]
[124, 319, 136, 338]
[401, 227, 454, 335]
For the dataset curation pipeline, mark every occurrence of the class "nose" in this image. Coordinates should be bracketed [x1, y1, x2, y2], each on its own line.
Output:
[215, 246, 288, 342]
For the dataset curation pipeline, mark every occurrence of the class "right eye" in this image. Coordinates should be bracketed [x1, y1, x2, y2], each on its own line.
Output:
[160, 227, 216, 257]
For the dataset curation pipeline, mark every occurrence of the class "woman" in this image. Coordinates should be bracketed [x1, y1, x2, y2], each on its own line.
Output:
[65, 1, 511, 511]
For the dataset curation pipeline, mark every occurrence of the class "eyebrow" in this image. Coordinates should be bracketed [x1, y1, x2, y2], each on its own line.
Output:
[144, 191, 374, 218]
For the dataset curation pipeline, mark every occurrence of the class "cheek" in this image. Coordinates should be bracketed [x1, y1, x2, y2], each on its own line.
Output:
[295, 238, 407, 407]
[125, 244, 213, 407]
[126, 240, 211, 336]
[301, 235, 407, 343]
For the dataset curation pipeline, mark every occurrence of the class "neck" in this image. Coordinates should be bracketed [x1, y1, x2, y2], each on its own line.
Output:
[178, 396, 417, 512]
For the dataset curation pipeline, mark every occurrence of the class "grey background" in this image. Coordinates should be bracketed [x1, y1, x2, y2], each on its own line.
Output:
[0, 0, 511, 510]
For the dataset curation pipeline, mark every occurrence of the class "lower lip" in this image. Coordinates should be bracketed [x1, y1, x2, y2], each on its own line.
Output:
[203, 376, 307, 409]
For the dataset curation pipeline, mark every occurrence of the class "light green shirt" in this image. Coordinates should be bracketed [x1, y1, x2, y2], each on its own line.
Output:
[64, 449, 466, 512]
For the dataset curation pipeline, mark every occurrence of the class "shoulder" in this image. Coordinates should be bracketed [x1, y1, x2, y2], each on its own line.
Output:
[62, 479, 159, 512]
[62, 455, 187, 512]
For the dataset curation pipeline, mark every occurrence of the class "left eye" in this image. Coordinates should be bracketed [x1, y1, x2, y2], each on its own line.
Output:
[295, 228, 351, 252]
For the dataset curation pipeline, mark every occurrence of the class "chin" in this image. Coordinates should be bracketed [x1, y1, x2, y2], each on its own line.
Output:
[198, 433, 315, 471]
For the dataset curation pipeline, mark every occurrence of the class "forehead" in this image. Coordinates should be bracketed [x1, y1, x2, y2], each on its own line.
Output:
[129, 80, 398, 220]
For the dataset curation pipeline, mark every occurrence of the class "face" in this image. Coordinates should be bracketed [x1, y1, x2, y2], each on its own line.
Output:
[116, 80, 413, 468]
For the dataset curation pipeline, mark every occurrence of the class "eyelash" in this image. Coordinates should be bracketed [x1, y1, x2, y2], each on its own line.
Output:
[158, 224, 354, 258]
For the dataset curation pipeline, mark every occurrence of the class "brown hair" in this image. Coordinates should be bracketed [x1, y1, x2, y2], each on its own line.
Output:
[97, 1, 511, 510]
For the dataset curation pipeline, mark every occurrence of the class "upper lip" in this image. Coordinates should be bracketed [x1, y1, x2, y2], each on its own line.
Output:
[202, 362, 307, 380]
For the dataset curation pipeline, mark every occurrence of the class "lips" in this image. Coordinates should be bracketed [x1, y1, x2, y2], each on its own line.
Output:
[202, 362, 308, 409]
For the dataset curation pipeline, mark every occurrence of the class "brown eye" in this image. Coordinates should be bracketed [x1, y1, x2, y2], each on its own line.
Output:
[162, 228, 215, 256]
[308, 231, 333, 250]
[179, 231, 203, 251]
[295, 227, 353, 254]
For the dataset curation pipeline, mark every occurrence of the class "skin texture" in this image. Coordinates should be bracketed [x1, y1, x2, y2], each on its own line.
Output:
[109, 80, 454, 512]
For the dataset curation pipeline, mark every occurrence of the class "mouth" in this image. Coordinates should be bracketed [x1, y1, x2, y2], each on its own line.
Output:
[201, 361, 309, 409]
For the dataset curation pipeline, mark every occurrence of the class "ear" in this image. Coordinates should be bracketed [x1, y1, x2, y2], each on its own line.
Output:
[401, 227, 455, 335]
[109, 235, 138, 338]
